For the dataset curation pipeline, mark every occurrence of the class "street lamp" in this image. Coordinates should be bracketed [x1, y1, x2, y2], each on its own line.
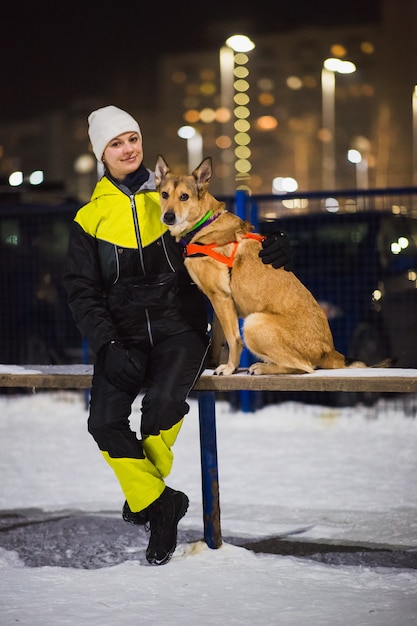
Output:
[321, 58, 356, 190]
[219, 34, 255, 194]
[413, 85, 417, 185]
[74, 153, 97, 202]
[177, 126, 203, 171]
[219, 44, 235, 194]
[347, 149, 368, 189]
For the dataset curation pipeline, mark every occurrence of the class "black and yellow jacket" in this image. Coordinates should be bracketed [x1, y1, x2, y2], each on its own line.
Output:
[63, 170, 208, 356]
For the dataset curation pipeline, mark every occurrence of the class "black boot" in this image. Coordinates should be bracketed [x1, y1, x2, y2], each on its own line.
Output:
[122, 500, 149, 525]
[145, 487, 189, 565]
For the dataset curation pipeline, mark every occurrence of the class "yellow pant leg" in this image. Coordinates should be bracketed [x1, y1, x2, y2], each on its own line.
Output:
[101, 419, 184, 512]
[101, 452, 165, 512]
[142, 418, 184, 479]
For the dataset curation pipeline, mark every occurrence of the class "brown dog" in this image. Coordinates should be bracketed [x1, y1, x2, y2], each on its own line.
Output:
[155, 155, 374, 375]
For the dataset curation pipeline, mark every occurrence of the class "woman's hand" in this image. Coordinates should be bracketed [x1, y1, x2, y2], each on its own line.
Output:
[102, 340, 143, 393]
[259, 231, 292, 270]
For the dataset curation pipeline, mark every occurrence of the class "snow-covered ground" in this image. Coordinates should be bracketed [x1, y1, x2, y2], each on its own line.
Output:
[0, 388, 416, 625]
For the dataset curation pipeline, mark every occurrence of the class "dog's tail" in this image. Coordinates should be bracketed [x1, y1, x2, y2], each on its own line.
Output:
[344, 356, 397, 369]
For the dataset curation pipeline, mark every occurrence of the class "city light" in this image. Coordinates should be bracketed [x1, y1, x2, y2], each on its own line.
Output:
[272, 176, 298, 193]
[413, 85, 417, 185]
[324, 197, 340, 213]
[347, 149, 368, 190]
[321, 58, 357, 190]
[347, 149, 362, 164]
[8, 170, 45, 186]
[29, 170, 44, 185]
[178, 126, 203, 171]
[9, 171, 24, 186]
[225, 35, 255, 53]
[74, 154, 95, 175]
[178, 126, 196, 140]
[323, 58, 356, 74]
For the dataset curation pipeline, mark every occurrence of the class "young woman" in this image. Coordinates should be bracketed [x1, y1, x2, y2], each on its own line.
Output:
[63, 105, 291, 565]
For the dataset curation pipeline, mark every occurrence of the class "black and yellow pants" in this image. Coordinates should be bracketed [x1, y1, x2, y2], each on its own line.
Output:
[88, 330, 210, 512]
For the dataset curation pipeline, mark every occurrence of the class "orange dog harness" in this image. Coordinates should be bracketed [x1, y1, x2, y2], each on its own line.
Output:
[185, 232, 265, 268]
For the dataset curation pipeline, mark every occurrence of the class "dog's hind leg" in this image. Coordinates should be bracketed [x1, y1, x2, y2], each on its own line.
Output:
[317, 352, 367, 369]
[317, 350, 351, 369]
[249, 361, 313, 375]
[242, 312, 316, 375]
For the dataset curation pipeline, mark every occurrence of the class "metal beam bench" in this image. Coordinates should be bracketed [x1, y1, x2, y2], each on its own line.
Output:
[1, 364, 416, 549]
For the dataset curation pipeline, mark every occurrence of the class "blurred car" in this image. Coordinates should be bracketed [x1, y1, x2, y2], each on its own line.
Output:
[0, 199, 83, 365]
[259, 210, 417, 404]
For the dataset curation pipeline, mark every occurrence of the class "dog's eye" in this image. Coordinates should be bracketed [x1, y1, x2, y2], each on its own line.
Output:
[180, 193, 189, 201]
[161, 191, 169, 199]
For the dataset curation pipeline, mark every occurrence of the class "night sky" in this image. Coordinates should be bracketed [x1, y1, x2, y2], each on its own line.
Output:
[0, 1, 381, 122]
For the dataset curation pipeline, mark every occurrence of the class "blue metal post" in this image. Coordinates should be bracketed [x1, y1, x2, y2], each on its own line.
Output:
[198, 391, 222, 548]
[238, 318, 253, 412]
[235, 190, 254, 412]
[234, 189, 247, 221]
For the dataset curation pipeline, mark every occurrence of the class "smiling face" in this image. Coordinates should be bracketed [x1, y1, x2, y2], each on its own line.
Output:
[102, 131, 143, 179]
[155, 155, 214, 238]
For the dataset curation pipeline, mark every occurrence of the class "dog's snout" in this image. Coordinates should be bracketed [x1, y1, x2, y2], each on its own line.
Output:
[163, 211, 176, 226]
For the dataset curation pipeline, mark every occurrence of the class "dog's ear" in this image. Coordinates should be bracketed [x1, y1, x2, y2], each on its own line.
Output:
[155, 154, 170, 188]
[192, 157, 212, 191]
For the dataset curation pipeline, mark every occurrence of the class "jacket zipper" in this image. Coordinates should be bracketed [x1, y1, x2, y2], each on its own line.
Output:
[130, 194, 154, 346]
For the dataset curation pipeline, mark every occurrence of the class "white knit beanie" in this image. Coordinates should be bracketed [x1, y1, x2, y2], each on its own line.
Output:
[88, 105, 142, 161]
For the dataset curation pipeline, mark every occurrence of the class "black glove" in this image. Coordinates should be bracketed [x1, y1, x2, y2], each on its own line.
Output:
[259, 231, 292, 270]
[102, 340, 143, 393]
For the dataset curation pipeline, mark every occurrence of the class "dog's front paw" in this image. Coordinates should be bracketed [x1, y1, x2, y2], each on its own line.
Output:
[214, 363, 237, 376]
